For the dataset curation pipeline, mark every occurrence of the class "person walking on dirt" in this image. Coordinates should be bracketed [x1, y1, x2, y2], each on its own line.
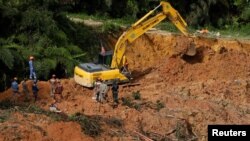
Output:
[98, 80, 108, 103]
[49, 74, 56, 97]
[21, 78, 29, 98]
[11, 77, 20, 96]
[54, 79, 63, 103]
[93, 78, 101, 100]
[32, 81, 39, 102]
[29, 56, 37, 80]
[112, 79, 119, 105]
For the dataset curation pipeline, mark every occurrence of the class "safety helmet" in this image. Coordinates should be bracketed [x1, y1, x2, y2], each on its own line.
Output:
[52, 99, 56, 103]
[29, 56, 34, 60]
[52, 74, 56, 78]
[14, 77, 17, 80]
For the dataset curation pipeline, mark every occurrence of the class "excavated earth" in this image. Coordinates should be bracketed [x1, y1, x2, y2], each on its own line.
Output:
[0, 32, 250, 141]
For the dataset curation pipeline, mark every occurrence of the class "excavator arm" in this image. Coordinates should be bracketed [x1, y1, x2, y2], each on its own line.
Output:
[111, 1, 192, 69]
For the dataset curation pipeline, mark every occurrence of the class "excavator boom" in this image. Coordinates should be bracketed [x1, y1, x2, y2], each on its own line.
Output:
[111, 1, 193, 69]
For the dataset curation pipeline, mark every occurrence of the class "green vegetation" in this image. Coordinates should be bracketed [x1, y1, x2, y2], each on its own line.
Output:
[156, 100, 165, 111]
[0, 100, 68, 121]
[121, 97, 142, 111]
[105, 117, 123, 128]
[121, 97, 134, 108]
[0, 100, 102, 137]
[132, 91, 141, 100]
[69, 113, 102, 137]
[0, 0, 100, 91]
[0, 110, 11, 123]
[122, 92, 165, 111]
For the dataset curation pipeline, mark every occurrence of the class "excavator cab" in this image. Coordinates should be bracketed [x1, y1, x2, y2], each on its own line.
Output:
[98, 50, 113, 67]
[98, 50, 132, 79]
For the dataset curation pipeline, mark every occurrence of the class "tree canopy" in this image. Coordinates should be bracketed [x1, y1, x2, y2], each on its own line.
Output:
[0, 0, 99, 91]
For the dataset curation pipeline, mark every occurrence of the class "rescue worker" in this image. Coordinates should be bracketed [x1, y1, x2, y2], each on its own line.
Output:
[32, 81, 39, 102]
[93, 78, 101, 100]
[49, 74, 56, 97]
[29, 56, 37, 80]
[21, 78, 29, 99]
[98, 80, 108, 103]
[49, 99, 62, 113]
[11, 77, 20, 96]
[121, 59, 132, 80]
[121, 59, 129, 73]
[54, 79, 63, 103]
[112, 79, 119, 105]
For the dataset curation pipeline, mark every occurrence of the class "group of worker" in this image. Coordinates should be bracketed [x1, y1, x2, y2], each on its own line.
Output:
[93, 78, 120, 106]
[11, 75, 63, 112]
[49, 74, 63, 113]
[11, 77, 39, 102]
[10, 55, 120, 112]
[10, 56, 64, 112]
[11, 56, 39, 102]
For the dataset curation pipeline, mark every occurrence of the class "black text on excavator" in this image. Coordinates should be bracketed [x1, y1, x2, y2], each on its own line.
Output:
[74, 1, 196, 87]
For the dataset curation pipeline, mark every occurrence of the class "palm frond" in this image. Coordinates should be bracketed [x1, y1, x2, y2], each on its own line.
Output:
[44, 47, 72, 59]
[56, 57, 75, 76]
[35, 58, 57, 79]
[72, 53, 87, 59]
[66, 44, 83, 54]
[0, 47, 14, 69]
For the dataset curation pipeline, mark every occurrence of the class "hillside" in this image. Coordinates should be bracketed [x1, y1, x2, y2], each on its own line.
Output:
[0, 33, 250, 141]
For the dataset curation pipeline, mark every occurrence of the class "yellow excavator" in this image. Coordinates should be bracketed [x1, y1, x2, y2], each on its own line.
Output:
[74, 1, 196, 87]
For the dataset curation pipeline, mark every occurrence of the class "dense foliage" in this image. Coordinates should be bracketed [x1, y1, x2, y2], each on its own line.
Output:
[71, 0, 249, 27]
[0, 0, 249, 91]
[0, 0, 99, 91]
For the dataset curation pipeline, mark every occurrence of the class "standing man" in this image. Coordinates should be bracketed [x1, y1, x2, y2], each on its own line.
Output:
[32, 81, 39, 102]
[21, 78, 29, 99]
[54, 79, 63, 103]
[93, 78, 101, 100]
[112, 79, 119, 105]
[29, 56, 37, 80]
[98, 80, 108, 103]
[49, 74, 56, 97]
[11, 77, 20, 96]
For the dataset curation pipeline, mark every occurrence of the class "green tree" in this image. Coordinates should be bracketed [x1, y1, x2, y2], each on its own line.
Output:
[110, 0, 138, 18]
[0, 0, 100, 91]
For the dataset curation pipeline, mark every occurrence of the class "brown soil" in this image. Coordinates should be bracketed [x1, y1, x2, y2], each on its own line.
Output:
[1, 33, 250, 141]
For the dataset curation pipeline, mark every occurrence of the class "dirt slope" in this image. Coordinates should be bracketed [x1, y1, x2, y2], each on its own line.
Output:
[0, 33, 250, 141]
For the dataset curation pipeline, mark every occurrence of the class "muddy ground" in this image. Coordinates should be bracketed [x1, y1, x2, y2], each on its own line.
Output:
[0, 32, 250, 141]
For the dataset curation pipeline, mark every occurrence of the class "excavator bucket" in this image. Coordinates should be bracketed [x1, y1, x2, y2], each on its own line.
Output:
[185, 42, 196, 56]
[174, 36, 197, 57]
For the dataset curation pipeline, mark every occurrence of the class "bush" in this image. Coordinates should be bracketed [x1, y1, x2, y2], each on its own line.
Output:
[105, 117, 123, 128]
[132, 91, 141, 100]
[0, 100, 14, 109]
[69, 112, 102, 137]
[0, 110, 11, 123]
[101, 21, 121, 33]
[156, 100, 165, 111]
[121, 97, 133, 107]
[133, 103, 141, 111]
